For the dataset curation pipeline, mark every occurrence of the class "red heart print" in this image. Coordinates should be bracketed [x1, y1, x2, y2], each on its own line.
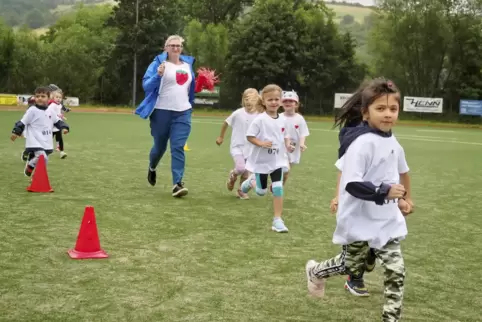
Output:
[295, 125, 299, 129]
[281, 128, 285, 132]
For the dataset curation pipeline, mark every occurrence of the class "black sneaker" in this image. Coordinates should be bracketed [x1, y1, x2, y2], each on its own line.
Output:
[365, 248, 377, 272]
[172, 182, 188, 198]
[147, 168, 156, 186]
[345, 276, 370, 297]
[24, 164, 34, 177]
[21, 150, 29, 162]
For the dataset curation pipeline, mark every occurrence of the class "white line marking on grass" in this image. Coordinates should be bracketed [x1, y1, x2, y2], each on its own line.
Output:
[192, 119, 482, 146]
[417, 129, 455, 133]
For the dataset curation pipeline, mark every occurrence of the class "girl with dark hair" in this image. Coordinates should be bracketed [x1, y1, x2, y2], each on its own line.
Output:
[305, 78, 413, 322]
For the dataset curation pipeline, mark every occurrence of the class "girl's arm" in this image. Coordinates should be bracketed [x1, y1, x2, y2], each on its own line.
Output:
[219, 122, 229, 138]
[248, 136, 271, 148]
[299, 117, 309, 148]
[399, 172, 413, 205]
[399, 172, 411, 199]
[216, 122, 229, 145]
[330, 171, 341, 214]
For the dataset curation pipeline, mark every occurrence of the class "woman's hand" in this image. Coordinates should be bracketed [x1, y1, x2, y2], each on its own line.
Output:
[157, 62, 165, 76]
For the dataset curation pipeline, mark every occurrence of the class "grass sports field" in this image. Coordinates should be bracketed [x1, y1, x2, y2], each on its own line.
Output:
[1, 110, 481, 322]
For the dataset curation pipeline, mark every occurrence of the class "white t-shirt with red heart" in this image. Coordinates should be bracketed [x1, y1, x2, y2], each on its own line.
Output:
[280, 112, 310, 164]
[155, 61, 193, 112]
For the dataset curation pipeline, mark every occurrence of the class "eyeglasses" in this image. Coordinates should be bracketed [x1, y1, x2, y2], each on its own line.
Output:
[167, 44, 182, 49]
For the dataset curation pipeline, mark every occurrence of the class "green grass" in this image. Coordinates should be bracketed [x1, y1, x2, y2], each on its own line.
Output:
[1, 111, 481, 321]
[326, 4, 373, 24]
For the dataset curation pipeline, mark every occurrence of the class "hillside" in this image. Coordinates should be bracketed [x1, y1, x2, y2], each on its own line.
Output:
[325, 3, 375, 63]
[0, 0, 114, 28]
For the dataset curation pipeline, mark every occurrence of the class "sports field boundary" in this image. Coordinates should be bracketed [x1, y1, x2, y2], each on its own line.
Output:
[1, 106, 481, 129]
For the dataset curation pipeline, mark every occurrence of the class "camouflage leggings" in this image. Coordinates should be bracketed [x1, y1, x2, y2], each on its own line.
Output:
[310, 239, 405, 322]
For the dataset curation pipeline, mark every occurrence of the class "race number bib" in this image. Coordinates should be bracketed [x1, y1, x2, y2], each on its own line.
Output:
[41, 129, 52, 136]
[256, 143, 279, 164]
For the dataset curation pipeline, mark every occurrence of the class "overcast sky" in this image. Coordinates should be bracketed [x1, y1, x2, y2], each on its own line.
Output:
[326, 0, 375, 6]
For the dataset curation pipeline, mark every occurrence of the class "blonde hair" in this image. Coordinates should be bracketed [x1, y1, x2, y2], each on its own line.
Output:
[242, 88, 263, 113]
[50, 90, 63, 99]
[260, 84, 283, 109]
[164, 35, 184, 49]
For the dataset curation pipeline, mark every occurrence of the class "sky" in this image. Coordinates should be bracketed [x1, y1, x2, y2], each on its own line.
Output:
[325, 0, 375, 6]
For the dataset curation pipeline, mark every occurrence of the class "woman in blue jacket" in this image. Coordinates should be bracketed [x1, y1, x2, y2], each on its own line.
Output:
[135, 35, 196, 198]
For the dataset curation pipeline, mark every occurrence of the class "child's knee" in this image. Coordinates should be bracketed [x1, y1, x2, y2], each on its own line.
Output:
[235, 164, 246, 174]
[255, 187, 267, 196]
[272, 181, 283, 197]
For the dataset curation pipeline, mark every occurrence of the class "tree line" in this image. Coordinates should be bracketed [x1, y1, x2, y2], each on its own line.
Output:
[0, 0, 480, 120]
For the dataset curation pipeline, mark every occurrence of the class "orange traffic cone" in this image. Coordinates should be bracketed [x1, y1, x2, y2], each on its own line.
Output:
[68, 206, 108, 259]
[27, 154, 53, 193]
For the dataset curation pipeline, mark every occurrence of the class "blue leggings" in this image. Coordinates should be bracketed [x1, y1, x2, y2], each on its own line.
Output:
[149, 108, 192, 185]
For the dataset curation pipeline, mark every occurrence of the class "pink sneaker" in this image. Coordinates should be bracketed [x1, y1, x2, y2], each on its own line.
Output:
[236, 189, 249, 200]
[226, 170, 237, 191]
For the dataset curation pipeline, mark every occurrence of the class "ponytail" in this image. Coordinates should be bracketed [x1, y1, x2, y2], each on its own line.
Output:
[334, 91, 364, 129]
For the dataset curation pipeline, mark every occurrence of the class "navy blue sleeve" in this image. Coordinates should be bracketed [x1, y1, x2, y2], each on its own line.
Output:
[345, 182, 391, 205]
[12, 121, 25, 136]
[61, 104, 71, 113]
[54, 120, 70, 132]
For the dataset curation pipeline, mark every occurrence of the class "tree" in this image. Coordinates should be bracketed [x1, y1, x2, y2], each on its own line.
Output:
[180, 0, 255, 25]
[369, 0, 482, 114]
[42, 5, 118, 101]
[102, 0, 184, 104]
[223, 0, 365, 114]
[0, 20, 15, 91]
[183, 20, 229, 74]
[25, 9, 46, 29]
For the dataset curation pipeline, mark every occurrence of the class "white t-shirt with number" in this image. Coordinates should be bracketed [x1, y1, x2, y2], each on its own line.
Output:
[281, 112, 309, 164]
[225, 107, 259, 158]
[155, 61, 192, 112]
[245, 112, 289, 174]
[21, 106, 61, 151]
[333, 133, 409, 249]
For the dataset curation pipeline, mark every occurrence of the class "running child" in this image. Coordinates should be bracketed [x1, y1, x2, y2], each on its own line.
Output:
[20, 96, 37, 162]
[11, 86, 70, 177]
[216, 88, 262, 199]
[48, 90, 68, 159]
[331, 152, 414, 297]
[280, 90, 309, 185]
[305, 78, 411, 322]
[240, 84, 291, 233]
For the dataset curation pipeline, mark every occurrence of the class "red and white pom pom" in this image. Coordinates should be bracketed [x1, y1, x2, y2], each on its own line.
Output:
[194, 67, 220, 93]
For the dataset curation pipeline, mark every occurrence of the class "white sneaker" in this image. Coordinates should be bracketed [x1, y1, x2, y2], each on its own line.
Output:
[271, 217, 288, 233]
[60, 151, 67, 159]
[305, 260, 325, 298]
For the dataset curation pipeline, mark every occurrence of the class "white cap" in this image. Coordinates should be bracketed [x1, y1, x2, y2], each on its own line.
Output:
[282, 90, 299, 102]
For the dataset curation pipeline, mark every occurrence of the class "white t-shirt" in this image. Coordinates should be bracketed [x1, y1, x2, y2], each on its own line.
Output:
[281, 112, 309, 164]
[48, 102, 63, 132]
[245, 112, 289, 174]
[155, 61, 192, 112]
[21, 106, 61, 151]
[225, 108, 259, 157]
[333, 133, 409, 249]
